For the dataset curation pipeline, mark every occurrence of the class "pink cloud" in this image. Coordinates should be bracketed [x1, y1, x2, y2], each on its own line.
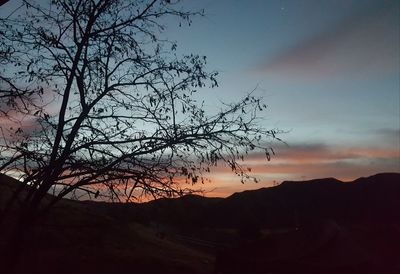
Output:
[0, 115, 41, 141]
[256, 2, 399, 80]
[200, 142, 399, 197]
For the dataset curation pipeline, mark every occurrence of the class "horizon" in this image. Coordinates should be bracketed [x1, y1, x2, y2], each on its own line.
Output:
[3, 171, 400, 202]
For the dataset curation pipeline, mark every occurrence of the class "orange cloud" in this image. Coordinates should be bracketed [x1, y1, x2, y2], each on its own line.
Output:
[198, 142, 400, 197]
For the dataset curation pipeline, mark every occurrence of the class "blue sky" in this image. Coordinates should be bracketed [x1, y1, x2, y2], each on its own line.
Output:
[165, 0, 399, 144]
[161, 0, 400, 194]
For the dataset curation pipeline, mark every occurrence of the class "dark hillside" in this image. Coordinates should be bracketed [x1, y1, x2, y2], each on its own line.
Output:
[1, 173, 399, 274]
[209, 173, 400, 228]
[0, 175, 214, 274]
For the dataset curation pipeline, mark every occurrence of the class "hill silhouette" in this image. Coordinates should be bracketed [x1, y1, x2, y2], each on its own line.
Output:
[120, 173, 400, 229]
[0, 173, 399, 273]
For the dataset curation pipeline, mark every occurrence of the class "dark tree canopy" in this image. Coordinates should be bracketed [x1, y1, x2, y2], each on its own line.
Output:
[0, 0, 280, 213]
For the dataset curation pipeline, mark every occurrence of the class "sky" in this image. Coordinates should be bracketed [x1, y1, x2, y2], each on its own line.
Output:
[163, 0, 400, 196]
[1, 0, 399, 197]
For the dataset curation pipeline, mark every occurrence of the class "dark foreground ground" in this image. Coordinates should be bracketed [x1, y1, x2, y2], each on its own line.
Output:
[0, 173, 399, 274]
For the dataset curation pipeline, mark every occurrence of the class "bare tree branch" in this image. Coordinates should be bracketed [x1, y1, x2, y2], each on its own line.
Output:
[0, 0, 282, 219]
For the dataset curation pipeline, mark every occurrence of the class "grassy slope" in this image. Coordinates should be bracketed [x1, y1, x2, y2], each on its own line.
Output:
[0, 174, 214, 274]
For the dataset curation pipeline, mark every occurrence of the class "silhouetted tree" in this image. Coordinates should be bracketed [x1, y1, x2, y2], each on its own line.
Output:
[1, 0, 280, 212]
[0, 0, 280, 268]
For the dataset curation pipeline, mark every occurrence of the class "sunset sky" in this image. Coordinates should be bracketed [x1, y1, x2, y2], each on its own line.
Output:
[165, 0, 399, 196]
[1, 0, 399, 197]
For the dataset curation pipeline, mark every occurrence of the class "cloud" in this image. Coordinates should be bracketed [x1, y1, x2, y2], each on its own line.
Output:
[372, 128, 400, 145]
[272, 143, 399, 163]
[202, 141, 399, 197]
[230, 141, 399, 164]
[0, 115, 41, 142]
[256, 1, 399, 80]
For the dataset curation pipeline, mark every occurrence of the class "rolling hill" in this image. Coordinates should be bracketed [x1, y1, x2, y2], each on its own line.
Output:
[118, 173, 400, 229]
[0, 172, 399, 273]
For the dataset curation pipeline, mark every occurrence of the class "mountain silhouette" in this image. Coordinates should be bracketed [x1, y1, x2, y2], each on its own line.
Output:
[2, 172, 399, 229]
[0, 173, 399, 274]
[120, 173, 400, 229]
